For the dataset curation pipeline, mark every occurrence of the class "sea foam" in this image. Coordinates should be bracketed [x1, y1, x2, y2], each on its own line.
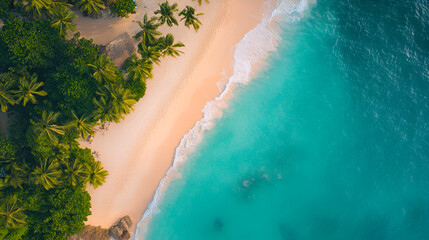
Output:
[133, 0, 307, 239]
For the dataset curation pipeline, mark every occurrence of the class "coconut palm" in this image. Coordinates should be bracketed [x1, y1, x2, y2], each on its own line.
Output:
[12, 73, 47, 107]
[63, 159, 87, 187]
[154, 1, 178, 27]
[0, 196, 26, 229]
[93, 97, 120, 123]
[138, 43, 162, 64]
[67, 111, 96, 139]
[30, 111, 65, 143]
[4, 164, 27, 189]
[97, 84, 136, 115]
[31, 158, 62, 190]
[192, 0, 209, 5]
[134, 13, 162, 46]
[123, 54, 153, 82]
[0, 81, 15, 112]
[88, 54, 117, 83]
[158, 34, 185, 57]
[179, 6, 203, 31]
[20, 0, 52, 18]
[84, 161, 108, 189]
[50, 5, 77, 37]
[76, 0, 105, 16]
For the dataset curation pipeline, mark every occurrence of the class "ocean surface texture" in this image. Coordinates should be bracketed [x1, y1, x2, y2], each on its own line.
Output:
[139, 0, 429, 239]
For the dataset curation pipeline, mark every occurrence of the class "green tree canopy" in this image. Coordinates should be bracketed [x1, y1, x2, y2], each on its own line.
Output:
[134, 13, 162, 46]
[179, 6, 203, 31]
[30, 111, 65, 144]
[50, 5, 77, 37]
[30, 158, 62, 190]
[109, 0, 136, 18]
[154, 1, 179, 27]
[84, 161, 108, 189]
[123, 53, 153, 82]
[76, 0, 105, 16]
[12, 73, 47, 107]
[158, 33, 185, 58]
[0, 195, 26, 229]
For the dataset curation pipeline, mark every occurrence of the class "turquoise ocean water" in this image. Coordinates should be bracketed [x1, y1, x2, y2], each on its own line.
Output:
[136, 0, 429, 239]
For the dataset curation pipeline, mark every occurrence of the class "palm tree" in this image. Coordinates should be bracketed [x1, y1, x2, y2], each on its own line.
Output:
[20, 0, 52, 18]
[12, 73, 47, 107]
[154, 1, 179, 27]
[179, 6, 203, 31]
[4, 164, 27, 189]
[0, 196, 26, 229]
[50, 6, 77, 37]
[159, 34, 185, 57]
[67, 111, 96, 139]
[113, 87, 136, 115]
[134, 13, 162, 46]
[76, 0, 105, 16]
[138, 43, 162, 64]
[93, 97, 120, 123]
[123, 54, 153, 82]
[31, 158, 62, 190]
[88, 55, 117, 83]
[192, 0, 209, 6]
[84, 161, 108, 189]
[97, 84, 136, 115]
[63, 159, 87, 187]
[0, 81, 15, 112]
[30, 111, 65, 143]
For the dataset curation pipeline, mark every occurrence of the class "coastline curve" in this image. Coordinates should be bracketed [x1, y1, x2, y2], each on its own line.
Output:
[133, 0, 308, 239]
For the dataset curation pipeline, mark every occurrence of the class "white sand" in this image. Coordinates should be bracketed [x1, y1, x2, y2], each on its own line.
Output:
[76, 0, 267, 232]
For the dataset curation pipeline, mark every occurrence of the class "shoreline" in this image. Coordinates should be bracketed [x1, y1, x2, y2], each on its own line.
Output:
[76, 0, 268, 234]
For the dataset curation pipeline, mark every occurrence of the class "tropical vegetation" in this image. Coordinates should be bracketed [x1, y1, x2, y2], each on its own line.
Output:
[154, 1, 179, 27]
[109, 0, 136, 18]
[179, 6, 203, 31]
[0, 0, 206, 239]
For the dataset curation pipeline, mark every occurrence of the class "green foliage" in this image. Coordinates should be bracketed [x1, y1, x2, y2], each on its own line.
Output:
[66, 111, 96, 139]
[179, 6, 203, 31]
[0, 0, 13, 20]
[138, 43, 162, 64]
[0, 18, 62, 70]
[76, 0, 105, 16]
[88, 54, 118, 83]
[84, 161, 107, 189]
[124, 78, 146, 100]
[158, 33, 184, 57]
[12, 73, 47, 107]
[154, 1, 178, 27]
[23, 186, 91, 240]
[50, 5, 77, 37]
[192, 0, 209, 5]
[134, 13, 162, 46]
[0, 195, 27, 229]
[0, 134, 17, 160]
[0, 77, 15, 112]
[109, 0, 136, 18]
[123, 53, 153, 82]
[29, 111, 65, 144]
[30, 158, 62, 190]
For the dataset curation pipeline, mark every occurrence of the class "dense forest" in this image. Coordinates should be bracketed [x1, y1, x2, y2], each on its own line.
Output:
[0, 0, 205, 239]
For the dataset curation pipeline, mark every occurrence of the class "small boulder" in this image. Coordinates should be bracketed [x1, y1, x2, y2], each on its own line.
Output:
[109, 215, 133, 240]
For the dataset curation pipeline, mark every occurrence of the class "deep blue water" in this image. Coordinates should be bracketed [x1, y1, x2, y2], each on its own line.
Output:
[139, 0, 429, 239]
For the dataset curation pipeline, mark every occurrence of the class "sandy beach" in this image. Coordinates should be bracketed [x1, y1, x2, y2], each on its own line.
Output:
[76, 0, 267, 233]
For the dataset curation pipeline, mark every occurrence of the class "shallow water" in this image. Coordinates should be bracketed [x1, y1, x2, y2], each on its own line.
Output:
[139, 0, 429, 239]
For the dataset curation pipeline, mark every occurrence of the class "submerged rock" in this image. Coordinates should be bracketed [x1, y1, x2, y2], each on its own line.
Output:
[214, 218, 224, 231]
